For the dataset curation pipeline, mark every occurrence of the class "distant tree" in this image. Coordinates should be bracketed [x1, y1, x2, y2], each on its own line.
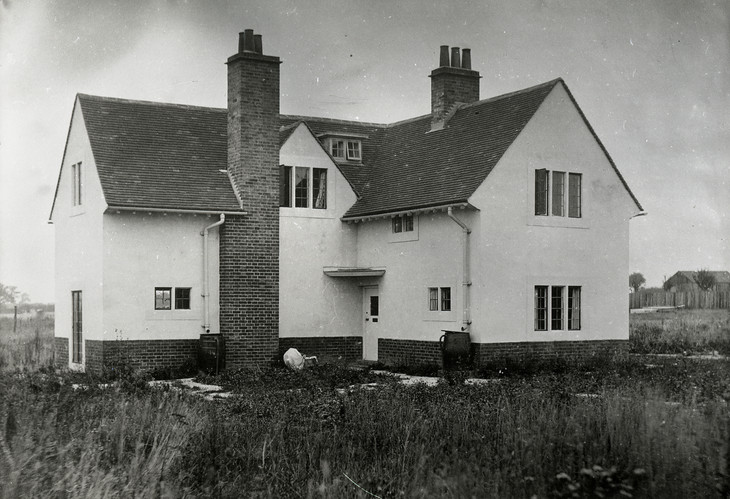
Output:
[0, 283, 19, 310]
[662, 275, 672, 291]
[629, 272, 646, 293]
[695, 269, 716, 291]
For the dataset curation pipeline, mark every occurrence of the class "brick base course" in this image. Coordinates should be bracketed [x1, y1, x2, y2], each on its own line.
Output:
[279, 336, 362, 363]
[84, 339, 199, 373]
[378, 338, 629, 367]
[54, 337, 69, 367]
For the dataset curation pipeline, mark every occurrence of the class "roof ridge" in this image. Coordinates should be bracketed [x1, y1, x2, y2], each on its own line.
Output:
[280, 114, 388, 128]
[77, 93, 226, 113]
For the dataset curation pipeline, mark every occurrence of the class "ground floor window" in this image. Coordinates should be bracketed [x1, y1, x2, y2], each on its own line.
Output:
[72, 290, 82, 363]
[428, 287, 451, 311]
[535, 285, 581, 331]
[155, 287, 191, 310]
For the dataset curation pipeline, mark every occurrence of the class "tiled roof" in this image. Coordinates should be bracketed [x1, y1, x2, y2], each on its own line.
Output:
[70, 78, 641, 218]
[78, 94, 243, 212]
[673, 270, 730, 284]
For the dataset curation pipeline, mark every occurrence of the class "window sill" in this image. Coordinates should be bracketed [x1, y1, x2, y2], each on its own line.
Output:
[280, 207, 335, 219]
[528, 216, 588, 229]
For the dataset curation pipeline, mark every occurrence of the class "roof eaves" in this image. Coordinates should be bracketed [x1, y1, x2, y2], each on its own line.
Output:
[49, 95, 81, 222]
[342, 201, 474, 222]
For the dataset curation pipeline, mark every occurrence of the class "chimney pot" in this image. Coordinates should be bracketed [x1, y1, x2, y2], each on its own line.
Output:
[450, 47, 461, 68]
[254, 34, 263, 54]
[243, 29, 255, 52]
[461, 48, 471, 69]
[439, 45, 450, 67]
[238, 32, 245, 53]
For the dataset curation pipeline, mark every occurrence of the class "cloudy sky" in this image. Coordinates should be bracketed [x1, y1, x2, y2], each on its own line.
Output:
[1, 0, 728, 303]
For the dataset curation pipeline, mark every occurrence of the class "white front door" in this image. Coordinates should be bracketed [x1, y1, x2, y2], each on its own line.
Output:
[363, 286, 379, 361]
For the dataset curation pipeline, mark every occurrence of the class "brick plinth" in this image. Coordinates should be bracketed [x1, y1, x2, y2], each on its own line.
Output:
[84, 339, 199, 373]
[54, 337, 69, 367]
[279, 336, 362, 363]
[378, 338, 443, 366]
[378, 338, 629, 367]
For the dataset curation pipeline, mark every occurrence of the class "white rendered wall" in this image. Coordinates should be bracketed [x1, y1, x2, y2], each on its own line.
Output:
[355, 211, 468, 343]
[467, 83, 640, 345]
[51, 98, 106, 368]
[102, 212, 220, 341]
[279, 124, 361, 338]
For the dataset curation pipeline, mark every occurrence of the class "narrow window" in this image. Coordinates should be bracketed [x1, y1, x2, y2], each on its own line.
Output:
[392, 216, 403, 233]
[403, 214, 414, 232]
[347, 140, 361, 161]
[568, 286, 581, 330]
[71, 291, 82, 363]
[294, 167, 309, 208]
[428, 288, 438, 311]
[568, 173, 582, 218]
[280, 166, 292, 207]
[313, 168, 327, 209]
[535, 169, 549, 216]
[534, 286, 548, 331]
[72, 162, 82, 206]
[552, 171, 565, 216]
[331, 139, 345, 159]
[175, 288, 191, 310]
[440, 287, 451, 311]
[551, 286, 564, 330]
[155, 287, 172, 310]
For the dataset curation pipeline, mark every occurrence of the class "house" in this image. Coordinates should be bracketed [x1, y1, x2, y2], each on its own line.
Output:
[664, 271, 730, 293]
[50, 30, 644, 372]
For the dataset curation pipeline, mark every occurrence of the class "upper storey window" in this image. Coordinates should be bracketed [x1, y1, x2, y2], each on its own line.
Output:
[327, 138, 362, 162]
[535, 169, 581, 218]
[280, 166, 327, 209]
[71, 162, 82, 206]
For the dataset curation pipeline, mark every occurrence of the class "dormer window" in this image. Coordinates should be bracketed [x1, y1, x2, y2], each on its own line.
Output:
[327, 138, 362, 162]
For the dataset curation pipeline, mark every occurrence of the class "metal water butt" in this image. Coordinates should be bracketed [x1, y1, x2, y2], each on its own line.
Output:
[199, 333, 225, 375]
[440, 330, 471, 369]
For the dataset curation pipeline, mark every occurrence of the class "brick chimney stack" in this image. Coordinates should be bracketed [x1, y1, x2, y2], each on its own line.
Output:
[430, 45, 481, 130]
[221, 30, 280, 367]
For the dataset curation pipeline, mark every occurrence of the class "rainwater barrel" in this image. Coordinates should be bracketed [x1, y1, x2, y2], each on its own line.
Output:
[199, 333, 225, 375]
[440, 330, 471, 369]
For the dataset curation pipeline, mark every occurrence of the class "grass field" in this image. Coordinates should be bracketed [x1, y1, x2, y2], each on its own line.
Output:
[0, 312, 728, 497]
[630, 308, 730, 355]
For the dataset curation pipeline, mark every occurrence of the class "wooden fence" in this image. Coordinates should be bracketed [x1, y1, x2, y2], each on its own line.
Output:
[629, 290, 730, 309]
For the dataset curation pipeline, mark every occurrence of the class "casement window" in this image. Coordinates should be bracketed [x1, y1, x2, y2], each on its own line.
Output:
[535, 169, 582, 218]
[329, 138, 362, 161]
[535, 285, 581, 331]
[71, 162, 82, 206]
[155, 287, 192, 311]
[392, 214, 414, 233]
[280, 166, 327, 209]
[175, 288, 191, 310]
[428, 287, 451, 312]
[71, 291, 82, 363]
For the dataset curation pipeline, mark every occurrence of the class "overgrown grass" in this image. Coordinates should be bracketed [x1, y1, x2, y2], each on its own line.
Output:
[630, 309, 730, 355]
[1, 362, 728, 497]
[0, 316, 55, 370]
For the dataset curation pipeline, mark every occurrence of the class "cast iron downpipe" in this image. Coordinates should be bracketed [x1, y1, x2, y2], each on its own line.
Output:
[201, 214, 225, 333]
[447, 207, 472, 330]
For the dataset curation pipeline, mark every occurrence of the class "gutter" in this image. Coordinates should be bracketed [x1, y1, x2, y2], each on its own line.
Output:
[107, 206, 246, 216]
[447, 207, 472, 330]
[201, 214, 225, 333]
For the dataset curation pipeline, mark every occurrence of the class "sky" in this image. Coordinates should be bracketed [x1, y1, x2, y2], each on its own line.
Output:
[0, 0, 728, 303]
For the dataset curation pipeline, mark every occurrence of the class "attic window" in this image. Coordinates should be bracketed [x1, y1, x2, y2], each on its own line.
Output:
[328, 138, 362, 161]
[71, 162, 82, 206]
[535, 169, 582, 218]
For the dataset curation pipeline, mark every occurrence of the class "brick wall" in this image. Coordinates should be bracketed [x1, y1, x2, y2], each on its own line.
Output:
[84, 339, 199, 373]
[220, 37, 281, 368]
[279, 336, 362, 364]
[430, 66, 480, 126]
[54, 337, 68, 367]
[378, 338, 629, 367]
[379, 338, 443, 366]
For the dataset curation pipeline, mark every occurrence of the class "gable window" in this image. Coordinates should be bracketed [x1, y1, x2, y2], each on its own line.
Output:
[280, 166, 327, 209]
[534, 285, 582, 331]
[428, 287, 451, 311]
[535, 170, 582, 218]
[392, 214, 414, 233]
[175, 288, 191, 310]
[71, 162, 82, 206]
